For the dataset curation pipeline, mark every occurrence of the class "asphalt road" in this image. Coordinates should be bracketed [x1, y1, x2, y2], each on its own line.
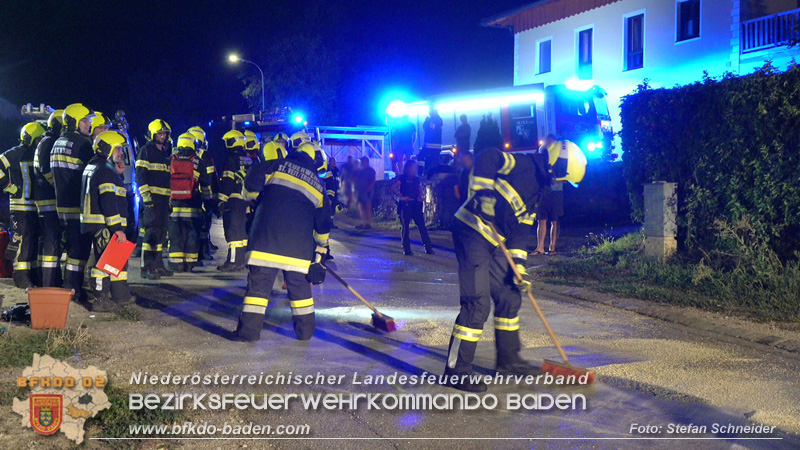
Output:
[3, 217, 799, 449]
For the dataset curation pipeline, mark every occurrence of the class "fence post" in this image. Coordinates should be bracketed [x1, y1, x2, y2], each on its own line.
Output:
[643, 182, 677, 259]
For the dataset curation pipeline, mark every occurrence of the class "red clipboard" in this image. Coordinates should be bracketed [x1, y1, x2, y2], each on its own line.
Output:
[95, 235, 135, 277]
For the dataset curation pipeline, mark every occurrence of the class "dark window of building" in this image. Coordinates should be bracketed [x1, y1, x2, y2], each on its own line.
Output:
[626, 14, 644, 70]
[577, 28, 593, 80]
[538, 39, 552, 74]
[677, 0, 700, 41]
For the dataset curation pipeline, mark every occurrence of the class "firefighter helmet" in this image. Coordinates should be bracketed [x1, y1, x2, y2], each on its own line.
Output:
[273, 132, 289, 143]
[188, 129, 206, 147]
[63, 103, 95, 132]
[244, 130, 259, 151]
[47, 109, 65, 133]
[20, 122, 46, 146]
[147, 119, 172, 140]
[222, 130, 245, 149]
[290, 131, 310, 148]
[262, 141, 287, 162]
[311, 141, 328, 175]
[93, 130, 127, 157]
[90, 112, 111, 135]
[188, 125, 205, 137]
[546, 140, 587, 186]
[176, 132, 196, 151]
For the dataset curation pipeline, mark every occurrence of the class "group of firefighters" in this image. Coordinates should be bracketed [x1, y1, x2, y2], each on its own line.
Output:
[3, 104, 574, 392]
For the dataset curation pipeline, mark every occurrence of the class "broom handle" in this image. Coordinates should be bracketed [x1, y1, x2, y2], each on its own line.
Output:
[323, 264, 384, 318]
[489, 223, 569, 364]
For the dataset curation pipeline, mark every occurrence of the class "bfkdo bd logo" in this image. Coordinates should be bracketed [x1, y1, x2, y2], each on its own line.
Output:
[30, 394, 63, 435]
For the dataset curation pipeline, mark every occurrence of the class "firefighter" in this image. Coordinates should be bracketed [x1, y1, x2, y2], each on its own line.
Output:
[444, 132, 551, 392]
[136, 119, 173, 280]
[236, 142, 331, 342]
[81, 131, 133, 311]
[289, 130, 311, 151]
[243, 130, 263, 163]
[90, 112, 111, 140]
[217, 130, 253, 272]
[273, 132, 289, 149]
[51, 104, 96, 296]
[167, 133, 212, 272]
[33, 109, 64, 287]
[0, 122, 46, 288]
[188, 127, 219, 262]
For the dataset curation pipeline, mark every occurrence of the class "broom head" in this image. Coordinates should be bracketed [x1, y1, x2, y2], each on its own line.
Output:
[541, 359, 595, 385]
[371, 312, 397, 332]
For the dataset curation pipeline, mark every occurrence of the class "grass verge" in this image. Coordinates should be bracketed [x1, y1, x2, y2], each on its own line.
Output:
[0, 324, 89, 369]
[538, 230, 800, 323]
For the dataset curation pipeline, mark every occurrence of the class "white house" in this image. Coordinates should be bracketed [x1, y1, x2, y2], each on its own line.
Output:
[483, 0, 800, 152]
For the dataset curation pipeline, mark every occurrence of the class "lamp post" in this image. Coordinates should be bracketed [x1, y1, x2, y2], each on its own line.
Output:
[228, 54, 265, 113]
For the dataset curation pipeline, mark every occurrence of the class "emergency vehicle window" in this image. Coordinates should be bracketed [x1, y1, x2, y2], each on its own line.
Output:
[593, 97, 609, 117]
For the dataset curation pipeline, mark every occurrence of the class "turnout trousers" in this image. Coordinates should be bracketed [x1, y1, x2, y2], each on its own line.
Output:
[38, 209, 62, 287]
[141, 198, 169, 272]
[445, 221, 523, 375]
[168, 217, 200, 265]
[62, 218, 91, 295]
[89, 229, 130, 303]
[400, 202, 432, 252]
[237, 266, 315, 341]
[10, 211, 40, 288]
[222, 199, 248, 265]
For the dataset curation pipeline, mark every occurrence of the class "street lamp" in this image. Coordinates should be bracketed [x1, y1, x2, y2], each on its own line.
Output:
[228, 53, 265, 112]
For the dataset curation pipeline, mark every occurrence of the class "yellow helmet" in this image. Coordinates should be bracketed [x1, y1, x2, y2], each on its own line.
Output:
[222, 129, 245, 149]
[273, 132, 288, 142]
[188, 129, 206, 146]
[311, 141, 328, 174]
[244, 130, 259, 151]
[262, 141, 287, 162]
[93, 130, 127, 157]
[63, 103, 95, 131]
[47, 109, 65, 132]
[176, 132, 196, 151]
[296, 142, 316, 160]
[147, 119, 172, 140]
[188, 125, 205, 136]
[546, 140, 587, 186]
[90, 112, 111, 135]
[20, 122, 46, 146]
[290, 131, 310, 148]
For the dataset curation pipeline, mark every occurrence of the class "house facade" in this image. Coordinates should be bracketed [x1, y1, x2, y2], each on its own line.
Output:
[484, 0, 800, 153]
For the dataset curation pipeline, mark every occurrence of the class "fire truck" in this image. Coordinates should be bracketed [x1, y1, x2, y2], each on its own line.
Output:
[385, 82, 616, 161]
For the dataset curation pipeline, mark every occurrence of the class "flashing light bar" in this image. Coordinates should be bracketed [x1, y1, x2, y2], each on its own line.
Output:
[386, 90, 544, 118]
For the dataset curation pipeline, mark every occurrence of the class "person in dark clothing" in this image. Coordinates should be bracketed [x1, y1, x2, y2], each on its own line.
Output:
[444, 122, 551, 393]
[81, 131, 133, 311]
[51, 104, 96, 296]
[391, 160, 433, 256]
[454, 114, 471, 154]
[339, 155, 357, 209]
[391, 116, 416, 176]
[33, 109, 65, 287]
[136, 119, 174, 280]
[236, 142, 331, 342]
[420, 110, 444, 175]
[454, 151, 474, 203]
[354, 157, 375, 230]
[0, 122, 46, 288]
[188, 126, 219, 261]
[218, 130, 254, 271]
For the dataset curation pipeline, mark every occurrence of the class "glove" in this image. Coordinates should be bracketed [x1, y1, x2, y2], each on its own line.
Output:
[3, 184, 19, 195]
[306, 262, 326, 285]
[513, 264, 532, 293]
[476, 195, 496, 223]
[143, 200, 154, 209]
[335, 204, 344, 213]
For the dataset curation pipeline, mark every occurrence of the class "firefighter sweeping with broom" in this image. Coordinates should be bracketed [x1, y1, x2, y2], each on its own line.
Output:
[235, 142, 331, 342]
[443, 122, 552, 392]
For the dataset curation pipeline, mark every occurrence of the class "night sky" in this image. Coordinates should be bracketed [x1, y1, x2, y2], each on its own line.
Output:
[1, 0, 524, 134]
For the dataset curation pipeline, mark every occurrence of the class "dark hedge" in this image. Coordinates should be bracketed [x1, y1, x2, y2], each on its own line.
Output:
[620, 64, 800, 260]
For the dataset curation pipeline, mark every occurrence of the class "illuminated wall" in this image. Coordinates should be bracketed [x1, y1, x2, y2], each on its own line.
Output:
[512, 0, 800, 154]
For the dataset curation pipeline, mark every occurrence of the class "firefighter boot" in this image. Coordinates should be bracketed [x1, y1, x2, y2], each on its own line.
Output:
[443, 333, 488, 393]
[495, 327, 542, 376]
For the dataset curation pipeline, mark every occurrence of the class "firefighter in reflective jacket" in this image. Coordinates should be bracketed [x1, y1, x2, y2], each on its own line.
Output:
[136, 119, 173, 280]
[33, 109, 65, 287]
[81, 131, 133, 311]
[444, 143, 550, 392]
[168, 133, 213, 272]
[188, 127, 219, 261]
[0, 122, 46, 288]
[217, 130, 254, 272]
[51, 104, 96, 296]
[236, 142, 332, 342]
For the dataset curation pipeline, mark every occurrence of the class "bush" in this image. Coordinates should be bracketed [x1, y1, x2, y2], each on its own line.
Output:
[620, 64, 800, 260]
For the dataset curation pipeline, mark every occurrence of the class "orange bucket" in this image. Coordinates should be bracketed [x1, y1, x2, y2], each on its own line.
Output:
[27, 288, 75, 330]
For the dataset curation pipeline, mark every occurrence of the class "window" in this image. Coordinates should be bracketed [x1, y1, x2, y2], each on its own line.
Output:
[577, 28, 593, 80]
[537, 39, 552, 74]
[625, 13, 644, 70]
[677, 0, 700, 42]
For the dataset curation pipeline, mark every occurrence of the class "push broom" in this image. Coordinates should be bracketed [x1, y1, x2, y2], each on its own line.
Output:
[323, 263, 397, 332]
[489, 223, 595, 384]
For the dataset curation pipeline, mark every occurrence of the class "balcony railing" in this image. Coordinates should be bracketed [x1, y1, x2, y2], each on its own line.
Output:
[741, 8, 800, 54]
